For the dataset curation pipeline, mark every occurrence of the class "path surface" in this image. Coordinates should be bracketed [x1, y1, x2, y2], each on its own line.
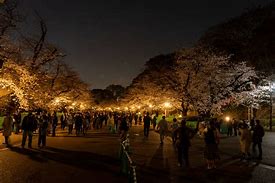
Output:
[1, 125, 274, 183]
[128, 125, 275, 183]
[0, 129, 126, 183]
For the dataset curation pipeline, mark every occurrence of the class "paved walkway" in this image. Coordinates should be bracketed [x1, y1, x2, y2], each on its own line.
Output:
[128, 125, 275, 183]
[0, 127, 126, 183]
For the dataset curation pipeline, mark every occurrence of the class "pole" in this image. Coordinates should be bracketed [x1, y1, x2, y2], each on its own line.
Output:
[270, 88, 273, 131]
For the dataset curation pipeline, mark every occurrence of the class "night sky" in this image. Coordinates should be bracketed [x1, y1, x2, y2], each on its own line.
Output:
[21, 0, 272, 89]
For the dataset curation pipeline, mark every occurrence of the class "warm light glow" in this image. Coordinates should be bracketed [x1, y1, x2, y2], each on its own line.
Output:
[164, 102, 171, 108]
[138, 106, 141, 109]
[72, 102, 76, 106]
[225, 116, 230, 122]
[149, 104, 153, 108]
[125, 107, 128, 110]
[179, 114, 182, 118]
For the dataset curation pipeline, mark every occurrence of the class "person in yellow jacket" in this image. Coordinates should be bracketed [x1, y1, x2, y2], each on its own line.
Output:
[238, 121, 252, 160]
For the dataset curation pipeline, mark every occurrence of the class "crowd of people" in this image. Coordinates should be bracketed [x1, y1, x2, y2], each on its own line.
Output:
[1, 110, 111, 148]
[130, 113, 266, 170]
[1, 109, 266, 171]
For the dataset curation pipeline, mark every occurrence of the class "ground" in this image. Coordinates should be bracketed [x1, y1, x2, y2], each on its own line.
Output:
[0, 125, 275, 183]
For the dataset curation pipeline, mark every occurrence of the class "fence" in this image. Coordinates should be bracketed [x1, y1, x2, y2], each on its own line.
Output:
[119, 135, 137, 183]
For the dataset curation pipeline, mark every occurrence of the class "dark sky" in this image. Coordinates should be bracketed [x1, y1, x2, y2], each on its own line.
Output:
[21, 0, 273, 89]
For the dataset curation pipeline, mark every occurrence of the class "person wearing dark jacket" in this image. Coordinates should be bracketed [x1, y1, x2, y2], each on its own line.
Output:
[52, 112, 58, 137]
[252, 120, 265, 160]
[38, 114, 49, 148]
[143, 112, 151, 138]
[175, 119, 196, 167]
[21, 112, 37, 148]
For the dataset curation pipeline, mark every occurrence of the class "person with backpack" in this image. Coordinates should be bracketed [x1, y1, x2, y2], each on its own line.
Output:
[203, 120, 220, 169]
[252, 120, 265, 160]
[171, 118, 179, 144]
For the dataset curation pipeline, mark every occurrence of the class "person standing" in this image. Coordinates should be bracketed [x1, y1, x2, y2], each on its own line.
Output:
[232, 118, 238, 136]
[143, 112, 151, 138]
[21, 112, 37, 148]
[2, 111, 13, 147]
[171, 118, 179, 144]
[239, 121, 252, 160]
[119, 115, 129, 141]
[227, 120, 233, 136]
[152, 115, 157, 130]
[175, 119, 196, 167]
[134, 114, 138, 125]
[67, 113, 74, 134]
[60, 113, 66, 130]
[75, 113, 83, 136]
[203, 120, 220, 169]
[52, 112, 58, 137]
[38, 114, 49, 148]
[14, 111, 21, 134]
[157, 116, 168, 145]
[252, 120, 265, 160]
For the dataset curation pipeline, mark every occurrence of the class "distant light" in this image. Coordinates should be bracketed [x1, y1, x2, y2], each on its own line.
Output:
[149, 104, 153, 108]
[138, 106, 141, 109]
[179, 114, 182, 118]
[125, 107, 128, 110]
[164, 102, 171, 108]
[225, 116, 230, 122]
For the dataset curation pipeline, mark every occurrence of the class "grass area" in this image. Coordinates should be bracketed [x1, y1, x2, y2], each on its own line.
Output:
[0, 116, 4, 129]
[155, 115, 198, 129]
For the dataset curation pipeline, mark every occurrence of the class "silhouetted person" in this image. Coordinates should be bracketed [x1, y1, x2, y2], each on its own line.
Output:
[21, 112, 37, 148]
[227, 120, 233, 136]
[252, 120, 265, 160]
[175, 119, 196, 167]
[52, 112, 58, 137]
[143, 112, 151, 138]
[38, 114, 48, 148]
[157, 116, 168, 145]
[2, 111, 13, 147]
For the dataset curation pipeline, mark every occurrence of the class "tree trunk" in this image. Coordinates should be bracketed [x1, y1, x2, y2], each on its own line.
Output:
[182, 109, 188, 117]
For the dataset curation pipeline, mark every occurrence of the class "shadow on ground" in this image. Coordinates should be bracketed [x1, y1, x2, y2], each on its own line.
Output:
[9, 146, 123, 176]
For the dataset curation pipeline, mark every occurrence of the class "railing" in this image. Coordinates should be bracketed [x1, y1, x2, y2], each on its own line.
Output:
[119, 135, 137, 183]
